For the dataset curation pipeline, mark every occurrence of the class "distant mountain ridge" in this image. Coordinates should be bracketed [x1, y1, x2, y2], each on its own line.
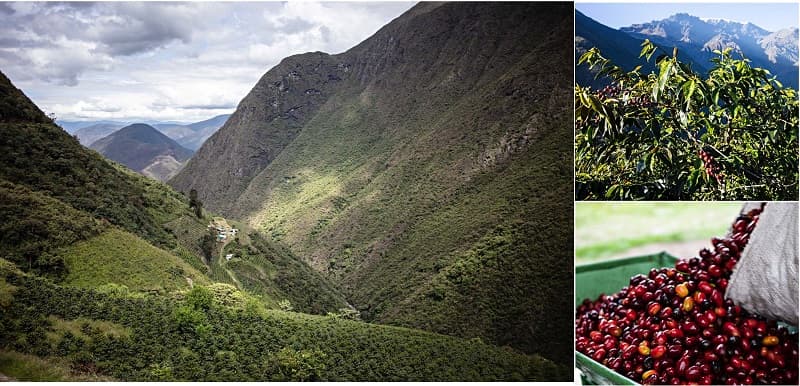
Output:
[60, 114, 230, 150]
[73, 123, 126, 146]
[576, 11, 798, 88]
[155, 114, 231, 150]
[90, 123, 194, 181]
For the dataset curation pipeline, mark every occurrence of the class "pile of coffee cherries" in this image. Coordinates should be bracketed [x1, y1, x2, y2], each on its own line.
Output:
[576, 205, 799, 385]
[698, 149, 724, 184]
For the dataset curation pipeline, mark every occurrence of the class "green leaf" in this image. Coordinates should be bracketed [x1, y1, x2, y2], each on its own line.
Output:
[649, 151, 657, 172]
[658, 60, 673, 93]
[587, 94, 603, 113]
[606, 184, 620, 199]
[653, 59, 673, 102]
[685, 79, 696, 110]
[768, 130, 777, 143]
[678, 110, 688, 129]
[639, 39, 656, 61]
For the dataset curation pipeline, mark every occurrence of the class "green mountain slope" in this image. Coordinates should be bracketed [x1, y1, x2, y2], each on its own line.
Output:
[0, 179, 103, 276]
[164, 215, 347, 314]
[0, 119, 187, 249]
[0, 261, 568, 381]
[57, 229, 210, 292]
[0, 69, 347, 314]
[170, 2, 573, 364]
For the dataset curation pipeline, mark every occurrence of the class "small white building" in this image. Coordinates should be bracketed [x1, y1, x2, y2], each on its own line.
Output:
[225, 253, 234, 261]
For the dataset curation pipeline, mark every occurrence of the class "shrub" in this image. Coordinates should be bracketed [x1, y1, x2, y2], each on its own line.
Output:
[267, 347, 326, 381]
[575, 41, 798, 200]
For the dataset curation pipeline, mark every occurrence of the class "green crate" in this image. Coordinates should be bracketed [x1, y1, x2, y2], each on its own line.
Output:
[575, 252, 678, 386]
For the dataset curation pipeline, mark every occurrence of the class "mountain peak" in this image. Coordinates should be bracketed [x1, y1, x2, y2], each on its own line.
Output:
[90, 123, 193, 181]
[169, 2, 574, 364]
[113, 123, 170, 144]
[668, 13, 701, 23]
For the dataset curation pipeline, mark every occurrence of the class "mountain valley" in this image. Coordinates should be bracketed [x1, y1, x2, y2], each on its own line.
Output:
[0, 2, 572, 381]
[171, 2, 573, 364]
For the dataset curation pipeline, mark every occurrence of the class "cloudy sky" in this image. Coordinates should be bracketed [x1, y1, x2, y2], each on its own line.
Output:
[0, 2, 414, 122]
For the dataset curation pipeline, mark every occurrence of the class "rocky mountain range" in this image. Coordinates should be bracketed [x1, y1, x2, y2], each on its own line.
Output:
[576, 11, 799, 89]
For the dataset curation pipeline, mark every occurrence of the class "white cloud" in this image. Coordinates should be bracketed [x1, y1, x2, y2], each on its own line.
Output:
[0, 1, 415, 122]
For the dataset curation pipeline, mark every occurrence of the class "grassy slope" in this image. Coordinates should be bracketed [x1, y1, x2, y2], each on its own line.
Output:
[227, 4, 574, 364]
[221, 234, 348, 314]
[575, 202, 741, 261]
[0, 350, 114, 381]
[0, 179, 209, 293]
[377, 120, 573, 362]
[0, 261, 568, 381]
[57, 229, 210, 292]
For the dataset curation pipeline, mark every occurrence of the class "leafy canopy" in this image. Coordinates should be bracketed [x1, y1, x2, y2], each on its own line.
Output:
[575, 40, 798, 200]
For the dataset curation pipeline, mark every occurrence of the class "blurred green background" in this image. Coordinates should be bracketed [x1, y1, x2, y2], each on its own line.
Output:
[575, 202, 743, 263]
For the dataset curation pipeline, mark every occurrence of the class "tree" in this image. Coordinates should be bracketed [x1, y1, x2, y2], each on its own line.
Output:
[575, 40, 798, 200]
[194, 201, 203, 219]
[189, 189, 203, 218]
[201, 232, 216, 263]
[186, 286, 215, 311]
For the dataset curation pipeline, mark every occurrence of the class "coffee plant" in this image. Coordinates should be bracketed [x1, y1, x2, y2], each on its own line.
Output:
[576, 40, 798, 200]
[0, 264, 565, 381]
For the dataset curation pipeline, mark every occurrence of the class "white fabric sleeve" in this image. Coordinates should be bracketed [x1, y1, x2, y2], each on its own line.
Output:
[726, 202, 798, 326]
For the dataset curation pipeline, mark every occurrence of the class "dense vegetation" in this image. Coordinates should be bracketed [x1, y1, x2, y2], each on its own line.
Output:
[221, 234, 348, 315]
[165, 215, 348, 314]
[0, 179, 103, 276]
[576, 41, 798, 200]
[0, 72, 52, 124]
[0, 260, 567, 381]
